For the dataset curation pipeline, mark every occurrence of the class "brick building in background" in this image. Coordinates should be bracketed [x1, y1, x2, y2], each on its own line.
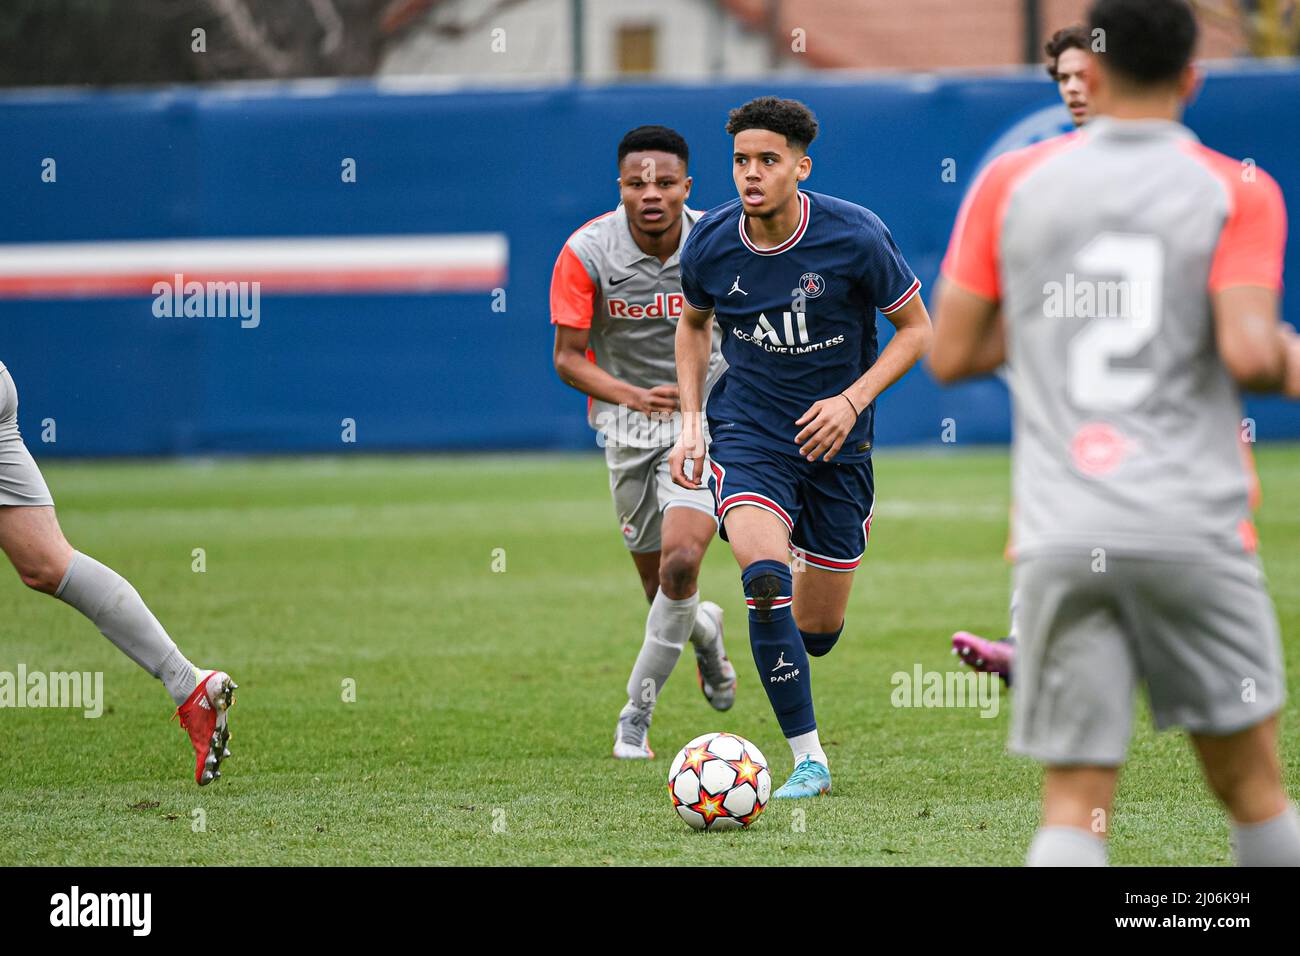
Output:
[721, 0, 1246, 71]
[378, 0, 1250, 83]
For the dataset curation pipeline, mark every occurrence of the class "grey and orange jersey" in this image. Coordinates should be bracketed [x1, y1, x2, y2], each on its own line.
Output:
[942, 117, 1287, 558]
[550, 205, 725, 449]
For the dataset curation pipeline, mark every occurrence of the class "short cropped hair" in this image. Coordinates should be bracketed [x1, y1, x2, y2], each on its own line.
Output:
[1088, 0, 1197, 87]
[617, 125, 689, 169]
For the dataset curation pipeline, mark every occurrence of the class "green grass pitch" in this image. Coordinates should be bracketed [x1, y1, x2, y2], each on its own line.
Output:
[1, 446, 1297, 865]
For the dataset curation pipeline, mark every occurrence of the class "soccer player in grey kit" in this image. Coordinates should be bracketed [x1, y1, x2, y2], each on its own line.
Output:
[551, 126, 738, 758]
[932, 0, 1300, 866]
[950, 19, 1267, 683]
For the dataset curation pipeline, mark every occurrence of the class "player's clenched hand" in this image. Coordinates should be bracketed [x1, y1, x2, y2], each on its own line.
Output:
[632, 384, 680, 416]
[794, 394, 859, 462]
[670, 426, 707, 489]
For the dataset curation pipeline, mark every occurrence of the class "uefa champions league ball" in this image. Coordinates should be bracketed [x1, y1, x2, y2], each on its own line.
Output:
[667, 732, 771, 831]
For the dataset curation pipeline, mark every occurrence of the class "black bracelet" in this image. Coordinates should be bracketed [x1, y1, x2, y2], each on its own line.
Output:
[840, 392, 860, 417]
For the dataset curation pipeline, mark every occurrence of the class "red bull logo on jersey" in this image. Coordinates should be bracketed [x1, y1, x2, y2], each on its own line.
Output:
[607, 292, 684, 320]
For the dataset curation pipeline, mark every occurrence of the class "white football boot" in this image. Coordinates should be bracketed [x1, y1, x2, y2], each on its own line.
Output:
[613, 701, 655, 759]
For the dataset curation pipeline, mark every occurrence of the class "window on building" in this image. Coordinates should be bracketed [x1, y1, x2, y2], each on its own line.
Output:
[616, 24, 657, 75]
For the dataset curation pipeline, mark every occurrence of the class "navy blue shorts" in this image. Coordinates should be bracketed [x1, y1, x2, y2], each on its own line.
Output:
[706, 430, 875, 573]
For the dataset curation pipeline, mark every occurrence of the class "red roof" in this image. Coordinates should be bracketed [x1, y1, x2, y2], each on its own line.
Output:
[720, 0, 1247, 71]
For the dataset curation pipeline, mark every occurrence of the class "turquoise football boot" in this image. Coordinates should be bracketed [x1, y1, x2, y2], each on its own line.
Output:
[773, 756, 831, 799]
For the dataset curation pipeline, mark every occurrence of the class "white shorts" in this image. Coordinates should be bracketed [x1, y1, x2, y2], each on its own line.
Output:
[0, 365, 55, 508]
[604, 440, 716, 553]
[1010, 550, 1285, 766]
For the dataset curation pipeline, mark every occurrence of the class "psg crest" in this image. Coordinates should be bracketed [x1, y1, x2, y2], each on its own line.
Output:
[798, 272, 825, 298]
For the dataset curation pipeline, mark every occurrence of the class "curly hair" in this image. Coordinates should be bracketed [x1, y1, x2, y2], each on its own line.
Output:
[725, 97, 818, 152]
[1044, 24, 1090, 79]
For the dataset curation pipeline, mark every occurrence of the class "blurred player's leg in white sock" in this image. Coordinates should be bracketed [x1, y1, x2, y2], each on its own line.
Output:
[1029, 766, 1116, 866]
[1231, 805, 1300, 866]
[1026, 826, 1107, 866]
[0, 504, 198, 706]
[1193, 717, 1300, 865]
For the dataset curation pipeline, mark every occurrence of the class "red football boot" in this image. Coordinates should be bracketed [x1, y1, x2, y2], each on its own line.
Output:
[174, 670, 237, 785]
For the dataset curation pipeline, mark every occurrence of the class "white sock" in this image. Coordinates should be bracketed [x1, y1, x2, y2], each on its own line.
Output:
[1026, 826, 1108, 866]
[162, 653, 202, 706]
[1231, 804, 1300, 866]
[688, 603, 717, 652]
[625, 589, 698, 710]
[788, 729, 827, 768]
[55, 550, 198, 706]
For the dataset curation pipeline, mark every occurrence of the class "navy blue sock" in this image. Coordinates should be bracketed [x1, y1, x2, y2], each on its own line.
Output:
[800, 622, 844, 658]
[742, 559, 815, 737]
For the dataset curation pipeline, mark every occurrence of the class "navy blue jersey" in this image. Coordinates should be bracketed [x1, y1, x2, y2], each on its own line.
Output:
[680, 190, 920, 463]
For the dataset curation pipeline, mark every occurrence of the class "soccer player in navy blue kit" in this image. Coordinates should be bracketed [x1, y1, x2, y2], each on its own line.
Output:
[670, 97, 933, 798]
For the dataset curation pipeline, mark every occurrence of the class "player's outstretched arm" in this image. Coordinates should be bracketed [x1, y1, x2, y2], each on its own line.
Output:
[553, 324, 680, 416]
[670, 302, 714, 488]
[795, 293, 933, 462]
[928, 279, 1002, 384]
